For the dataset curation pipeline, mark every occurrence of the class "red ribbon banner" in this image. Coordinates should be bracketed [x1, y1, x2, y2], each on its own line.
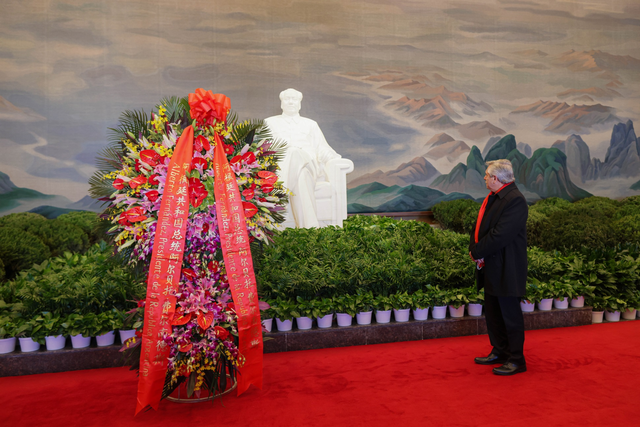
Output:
[213, 132, 263, 396]
[136, 126, 194, 415]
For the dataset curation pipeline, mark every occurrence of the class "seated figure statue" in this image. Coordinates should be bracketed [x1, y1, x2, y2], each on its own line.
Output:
[265, 88, 353, 228]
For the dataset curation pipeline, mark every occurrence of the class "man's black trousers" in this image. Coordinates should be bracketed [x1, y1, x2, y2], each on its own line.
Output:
[483, 293, 526, 365]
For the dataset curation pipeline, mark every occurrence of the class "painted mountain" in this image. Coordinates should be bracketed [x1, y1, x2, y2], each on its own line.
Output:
[553, 120, 640, 182]
[0, 171, 100, 215]
[348, 156, 440, 188]
[510, 101, 621, 134]
[347, 182, 475, 213]
[427, 134, 591, 202]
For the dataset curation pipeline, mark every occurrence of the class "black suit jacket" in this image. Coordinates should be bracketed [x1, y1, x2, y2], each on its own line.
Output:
[469, 183, 528, 297]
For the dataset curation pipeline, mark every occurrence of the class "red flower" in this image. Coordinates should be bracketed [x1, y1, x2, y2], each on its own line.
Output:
[224, 144, 235, 155]
[145, 190, 159, 202]
[261, 184, 274, 194]
[148, 174, 160, 186]
[122, 207, 147, 223]
[113, 178, 126, 190]
[258, 171, 277, 179]
[230, 155, 243, 165]
[129, 175, 148, 189]
[118, 216, 130, 226]
[202, 223, 210, 234]
[242, 152, 256, 164]
[178, 343, 193, 353]
[188, 89, 231, 126]
[226, 302, 235, 312]
[190, 157, 208, 172]
[188, 177, 208, 207]
[214, 326, 229, 340]
[182, 268, 196, 282]
[242, 188, 255, 200]
[242, 201, 258, 218]
[140, 149, 161, 167]
[194, 135, 211, 152]
[261, 175, 278, 185]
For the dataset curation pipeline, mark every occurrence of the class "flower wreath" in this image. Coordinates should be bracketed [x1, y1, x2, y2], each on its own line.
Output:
[89, 89, 288, 400]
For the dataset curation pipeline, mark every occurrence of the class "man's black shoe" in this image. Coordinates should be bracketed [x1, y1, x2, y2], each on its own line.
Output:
[474, 353, 508, 365]
[492, 362, 527, 376]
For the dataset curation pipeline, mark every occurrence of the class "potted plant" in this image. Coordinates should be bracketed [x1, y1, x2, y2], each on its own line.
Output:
[373, 295, 393, 324]
[529, 279, 555, 311]
[119, 300, 145, 343]
[294, 297, 314, 330]
[95, 309, 121, 346]
[18, 315, 47, 352]
[444, 288, 469, 318]
[429, 286, 448, 319]
[621, 291, 639, 320]
[466, 287, 484, 317]
[259, 300, 275, 332]
[411, 289, 431, 321]
[586, 294, 607, 323]
[333, 295, 357, 327]
[39, 311, 68, 350]
[521, 282, 538, 312]
[0, 315, 18, 354]
[389, 292, 412, 322]
[603, 295, 630, 322]
[571, 282, 596, 308]
[271, 299, 296, 332]
[64, 312, 99, 348]
[549, 279, 577, 309]
[353, 291, 374, 325]
[311, 298, 334, 329]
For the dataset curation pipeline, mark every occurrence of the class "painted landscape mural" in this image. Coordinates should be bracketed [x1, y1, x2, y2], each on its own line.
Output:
[1, 0, 640, 217]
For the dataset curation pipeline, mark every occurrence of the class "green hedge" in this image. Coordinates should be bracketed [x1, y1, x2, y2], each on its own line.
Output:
[0, 211, 103, 280]
[256, 215, 474, 301]
[433, 196, 640, 252]
[0, 242, 144, 318]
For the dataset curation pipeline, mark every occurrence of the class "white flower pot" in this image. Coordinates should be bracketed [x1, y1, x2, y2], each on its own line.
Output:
[622, 309, 637, 320]
[554, 297, 569, 310]
[448, 305, 465, 318]
[0, 337, 17, 354]
[71, 334, 91, 349]
[604, 310, 620, 322]
[19, 337, 40, 353]
[45, 335, 66, 351]
[592, 311, 604, 323]
[412, 307, 429, 321]
[275, 318, 293, 332]
[261, 318, 273, 332]
[432, 306, 447, 319]
[336, 313, 353, 327]
[375, 310, 392, 324]
[317, 314, 333, 329]
[119, 329, 137, 343]
[520, 300, 535, 312]
[296, 316, 313, 330]
[96, 331, 115, 347]
[356, 311, 372, 325]
[570, 296, 585, 308]
[467, 303, 483, 317]
[537, 298, 553, 311]
[393, 308, 411, 322]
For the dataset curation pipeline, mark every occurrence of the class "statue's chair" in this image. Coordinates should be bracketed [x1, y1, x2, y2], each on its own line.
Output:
[281, 158, 354, 229]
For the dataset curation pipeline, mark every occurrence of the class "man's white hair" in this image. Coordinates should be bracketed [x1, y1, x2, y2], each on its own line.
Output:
[279, 88, 303, 101]
[486, 159, 515, 184]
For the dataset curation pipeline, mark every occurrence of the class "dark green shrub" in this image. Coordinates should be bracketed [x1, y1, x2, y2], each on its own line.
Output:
[256, 215, 473, 301]
[0, 212, 48, 228]
[614, 214, 640, 245]
[571, 196, 620, 217]
[57, 211, 104, 244]
[0, 228, 51, 279]
[537, 208, 616, 251]
[0, 257, 4, 282]
[432, 199, 480, 234]
[615, 196, 640, 220]
[6, 242, 144, 317]
[528, 197, 571, 217]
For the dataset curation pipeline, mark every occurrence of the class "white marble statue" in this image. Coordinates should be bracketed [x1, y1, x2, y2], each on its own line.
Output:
[265, 88, 354, 228]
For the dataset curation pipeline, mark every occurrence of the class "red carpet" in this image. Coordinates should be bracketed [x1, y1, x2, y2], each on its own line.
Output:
[3, 321, 640, 426]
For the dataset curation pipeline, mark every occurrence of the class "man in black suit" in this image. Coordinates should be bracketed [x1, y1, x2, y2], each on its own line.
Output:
[469, 159, 528, 376]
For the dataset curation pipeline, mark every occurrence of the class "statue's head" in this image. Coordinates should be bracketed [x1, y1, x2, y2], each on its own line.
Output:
[279, 88, 303, 116]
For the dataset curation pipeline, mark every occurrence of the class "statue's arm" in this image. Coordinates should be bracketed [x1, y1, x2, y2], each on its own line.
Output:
[313, 122, 341, 164]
